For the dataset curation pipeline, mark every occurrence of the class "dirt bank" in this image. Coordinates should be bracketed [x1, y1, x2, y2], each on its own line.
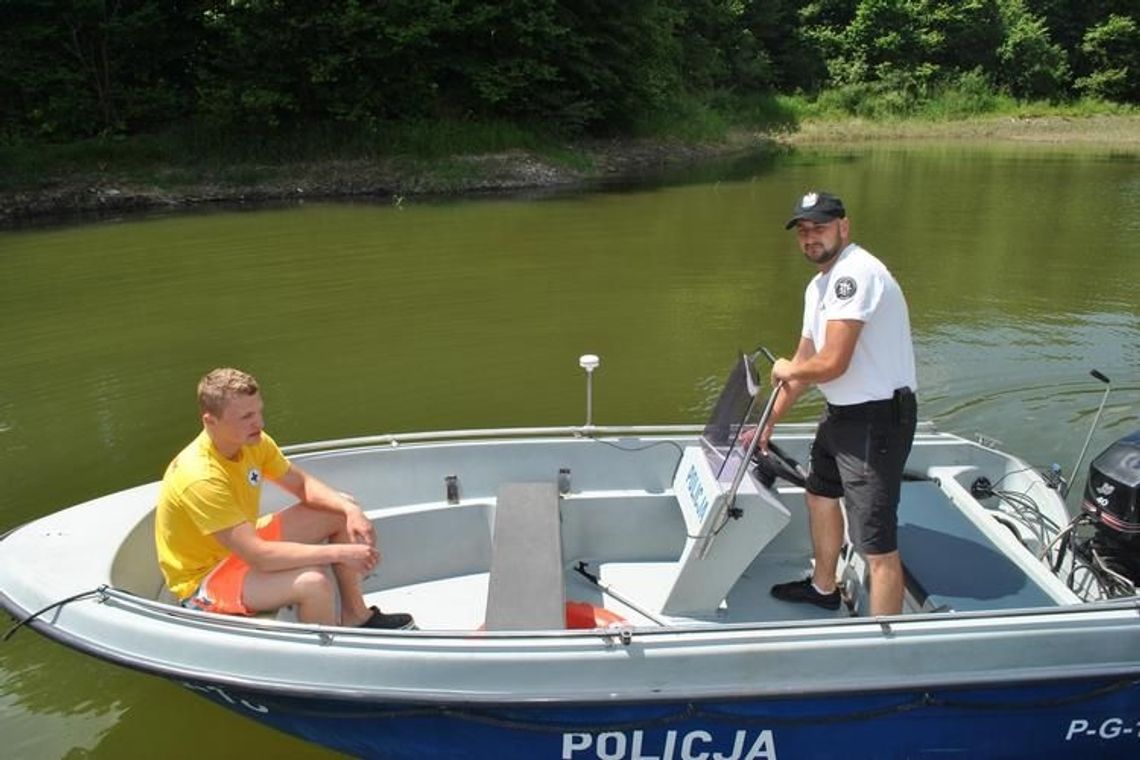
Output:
[0, 133, 776, 227]
[2, 114, 1135, 227]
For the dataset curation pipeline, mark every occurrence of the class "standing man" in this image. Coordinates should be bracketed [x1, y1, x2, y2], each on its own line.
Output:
[155, 368, 415, 629]
[761, 191, 917, 616]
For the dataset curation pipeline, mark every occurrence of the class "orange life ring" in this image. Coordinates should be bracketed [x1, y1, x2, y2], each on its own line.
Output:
[476, 601, 627, 631]
[564, 600, 627, 629]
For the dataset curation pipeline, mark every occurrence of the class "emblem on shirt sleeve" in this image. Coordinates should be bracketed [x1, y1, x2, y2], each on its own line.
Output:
[834, 276, 857, 300]
[247, 468, 261, 486]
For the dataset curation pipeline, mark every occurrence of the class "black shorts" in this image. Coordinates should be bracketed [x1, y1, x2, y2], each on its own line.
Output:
[805, 389, 917, 555]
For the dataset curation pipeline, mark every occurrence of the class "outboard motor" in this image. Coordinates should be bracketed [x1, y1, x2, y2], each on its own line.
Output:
[1081, 430, 1140, 589]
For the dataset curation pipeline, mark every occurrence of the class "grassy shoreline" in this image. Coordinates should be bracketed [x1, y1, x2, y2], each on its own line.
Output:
[2, 113, 1137, 227]
[783, 113, 1140, 146]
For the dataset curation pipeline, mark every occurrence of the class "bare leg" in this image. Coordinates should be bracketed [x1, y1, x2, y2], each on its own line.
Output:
[271, 503, 374, 626]
[242, 566, 338, 624]
[866, 550, 903, 615]
[805, 492, 845, 593]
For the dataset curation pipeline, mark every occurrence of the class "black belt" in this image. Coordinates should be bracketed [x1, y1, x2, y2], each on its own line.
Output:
[826, 387, 914, 422]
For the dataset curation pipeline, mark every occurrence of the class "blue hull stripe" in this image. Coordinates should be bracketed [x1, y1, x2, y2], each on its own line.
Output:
[183, 676, 1140, 759]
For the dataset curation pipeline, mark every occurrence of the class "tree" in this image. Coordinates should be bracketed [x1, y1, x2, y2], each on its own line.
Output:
[924, 0, 1004, 75]
[996, 0, 1070, 99]
[1018, 1, 1137, 88]
[741, 0, 828, 93]
[195, 0, 458, 129]
[1075, 14, 1140, 102]
[1, 0, 1135, 144]
[1, 1, 206, 139]
[795, 1, 1004, 95]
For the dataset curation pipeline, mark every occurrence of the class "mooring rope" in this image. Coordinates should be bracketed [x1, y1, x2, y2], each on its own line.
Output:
[2, 585, 107, 642]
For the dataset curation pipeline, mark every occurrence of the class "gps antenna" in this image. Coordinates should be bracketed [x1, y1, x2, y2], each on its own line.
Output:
[579, 354, 600, 429]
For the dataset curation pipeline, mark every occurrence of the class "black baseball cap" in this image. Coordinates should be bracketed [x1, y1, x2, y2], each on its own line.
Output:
[784, 191, 846, 229]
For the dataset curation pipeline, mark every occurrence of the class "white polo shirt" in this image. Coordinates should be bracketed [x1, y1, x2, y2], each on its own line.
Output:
[802, 243, 917, 406]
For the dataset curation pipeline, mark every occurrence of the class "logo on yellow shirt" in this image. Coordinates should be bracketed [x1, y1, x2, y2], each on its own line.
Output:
[247, 468, 261, 487]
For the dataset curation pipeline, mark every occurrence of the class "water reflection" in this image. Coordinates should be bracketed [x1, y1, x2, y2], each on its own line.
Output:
[0, 637, 125, 757]
[0, 628, 339, 758]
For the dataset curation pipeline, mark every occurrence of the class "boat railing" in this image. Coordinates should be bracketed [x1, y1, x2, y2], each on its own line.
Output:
[280, 424, 710, 455]
[94, 585, 1140, 642]
[280, 422, 945, 456]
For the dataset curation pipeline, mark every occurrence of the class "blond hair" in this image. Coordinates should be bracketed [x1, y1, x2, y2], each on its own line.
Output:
[197, 368, 260, 416]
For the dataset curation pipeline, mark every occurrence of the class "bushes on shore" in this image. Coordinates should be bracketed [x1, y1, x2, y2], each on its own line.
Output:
[1, 1, 1137, 149]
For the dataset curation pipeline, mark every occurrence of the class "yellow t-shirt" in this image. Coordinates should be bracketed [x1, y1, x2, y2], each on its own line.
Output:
[155, 429, 290, 599]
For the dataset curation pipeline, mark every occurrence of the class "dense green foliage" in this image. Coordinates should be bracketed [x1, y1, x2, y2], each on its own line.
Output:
[1, 0, 1136, 144]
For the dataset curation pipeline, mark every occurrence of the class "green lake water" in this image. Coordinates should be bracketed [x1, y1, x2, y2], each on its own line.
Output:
[1, 142, 1138, 758]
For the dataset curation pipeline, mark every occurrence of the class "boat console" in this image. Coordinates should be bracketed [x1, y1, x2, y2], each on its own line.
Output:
[662, 352, 790, 615]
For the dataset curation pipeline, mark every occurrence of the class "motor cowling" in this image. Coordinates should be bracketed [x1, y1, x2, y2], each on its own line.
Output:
[1082, 430, 1140, 585]
[1084, 430, 1140, 533]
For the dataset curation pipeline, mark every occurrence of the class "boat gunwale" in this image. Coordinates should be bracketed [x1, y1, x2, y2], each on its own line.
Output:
[277, 421, 941, 455]
[4, 584, 1139, 706]
[92, 585, 1140, 641]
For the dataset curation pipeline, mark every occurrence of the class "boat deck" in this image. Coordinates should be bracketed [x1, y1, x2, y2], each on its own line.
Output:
[364, 478, 1066, 631]
[364, 546, 844, 632]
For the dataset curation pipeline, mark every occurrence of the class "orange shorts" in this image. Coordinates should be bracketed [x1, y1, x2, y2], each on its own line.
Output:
[182, 513, 283, 616]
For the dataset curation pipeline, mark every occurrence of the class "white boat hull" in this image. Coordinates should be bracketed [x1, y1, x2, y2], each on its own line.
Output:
[3, 425, 1138, 758]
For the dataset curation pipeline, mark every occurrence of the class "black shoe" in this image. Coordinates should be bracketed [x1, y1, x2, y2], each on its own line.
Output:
[770, 578, 841, 611]
[360, 606, 417, 630]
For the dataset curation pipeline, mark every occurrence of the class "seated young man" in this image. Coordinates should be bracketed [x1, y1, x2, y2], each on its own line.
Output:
[155, 368, 414, 629]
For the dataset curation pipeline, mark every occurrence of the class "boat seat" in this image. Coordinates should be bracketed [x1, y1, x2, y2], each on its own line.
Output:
[484, 482, 565, 630]
[898, 481, 1057, 611]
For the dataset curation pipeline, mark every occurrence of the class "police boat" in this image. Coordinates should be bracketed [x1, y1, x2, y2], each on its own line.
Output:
[2, 349, 1138, 759]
